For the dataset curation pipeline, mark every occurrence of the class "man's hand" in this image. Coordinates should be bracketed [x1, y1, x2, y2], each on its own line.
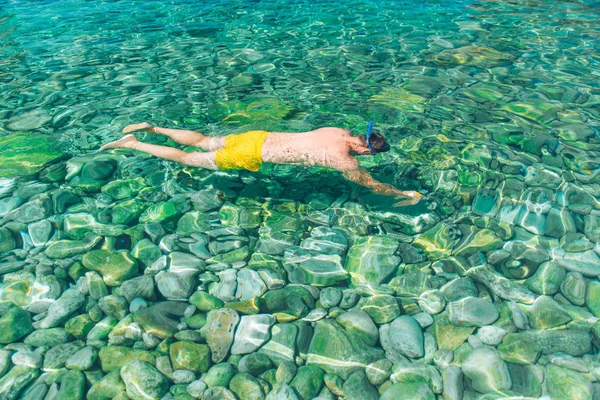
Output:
[394, 191, 423, 207]
[340, 163, 424, 206]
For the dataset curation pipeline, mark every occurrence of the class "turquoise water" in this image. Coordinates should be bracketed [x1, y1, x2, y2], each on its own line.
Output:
[1, 0, 600, 398]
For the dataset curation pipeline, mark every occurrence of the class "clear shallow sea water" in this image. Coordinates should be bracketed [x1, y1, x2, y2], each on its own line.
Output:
[1, 0, 600, 399]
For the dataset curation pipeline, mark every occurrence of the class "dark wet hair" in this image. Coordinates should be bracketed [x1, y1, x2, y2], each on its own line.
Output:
[359, 132, 390, 153]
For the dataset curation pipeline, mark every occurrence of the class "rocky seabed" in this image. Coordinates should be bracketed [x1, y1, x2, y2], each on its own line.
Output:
[0, 139, 599, 400]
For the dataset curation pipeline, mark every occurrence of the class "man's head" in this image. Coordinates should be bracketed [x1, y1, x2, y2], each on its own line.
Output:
[359, 132, 390, 154]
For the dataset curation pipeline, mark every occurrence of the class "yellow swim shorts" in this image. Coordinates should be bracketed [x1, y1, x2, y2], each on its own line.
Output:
[215, 130, 270, 172]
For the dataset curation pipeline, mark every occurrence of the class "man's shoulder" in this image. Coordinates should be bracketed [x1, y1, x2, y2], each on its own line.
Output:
[312, 127, 351, 136]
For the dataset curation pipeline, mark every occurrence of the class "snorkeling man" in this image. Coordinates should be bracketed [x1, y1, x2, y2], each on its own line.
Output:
[101, 122, 423, 206]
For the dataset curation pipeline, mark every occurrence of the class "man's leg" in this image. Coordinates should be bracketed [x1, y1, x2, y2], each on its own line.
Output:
[122, 122, 224, 151]
[101, 135, 219, 170]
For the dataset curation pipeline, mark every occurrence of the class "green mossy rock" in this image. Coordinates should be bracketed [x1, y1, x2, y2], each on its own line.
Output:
[546, 364, 592, 400]
[139, 201, 181, 224]
[0, 304, 33, 344]
[98, 346, 156, 372]
[82, 250, 138, 286]
[306, 319, 384, 380]
[0, 365, 39, 399]
[345, 236, 400, 285]
[121, 360, 169, 400]
[290, 365, 325, 400]
[380, 382, 435, 400]
[169, 341, 211, 372]
[229, 372, 265, 400]
[55, 370, 85, 400]
[0, 133, 63, 178]
[87, 370, 126, 399]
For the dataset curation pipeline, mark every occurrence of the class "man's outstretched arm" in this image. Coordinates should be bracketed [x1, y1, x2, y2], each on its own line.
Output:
[342, 165, 422, 206]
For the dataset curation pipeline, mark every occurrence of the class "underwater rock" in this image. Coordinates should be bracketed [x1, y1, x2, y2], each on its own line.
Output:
[101, 178, 146, 200]
[231, 314, 276, 355]
[0, 304, 33, 344]
[98, 346, 156, 372]
[235, 269, 268, 300]
[0, 365, 39, 400]
[169, 341, 211, 372]
[258, 322, 298, 366]
[428, 45, 514, 68]
[24, 328, 71, 347]
[176, 210, 212, 235]
[121, 360, 169, 400]
[290, 365, 324, 400]
[430, 313, 475, 351]
[229, 372, 265, 400]
[546, 364, 593, 400]
[467, 266, 535, 304]
[34, 289, 85, 329]
[380, 315, 424, 359]
[65, 346, 98, 371]
[336, 309, 378, 346]
[306, 319, 384, 379]
[133, 301, 188, 339]
[120, 275, 155, 302]
[344, 236, 400, 285]
[356, 295, 400, 324]
[561, 271, 587, 306]
[82, 250, 138, 287]
[447, 297, 499, 327]
[462, 347, 512, 393]
[413, 222, 462, 260]
[380, 382, 435, 400]
[0, 134, 63, 178]
[528, 296, 571, 329]
[525, 329, 592, 356]
[525, 261, 566, 295]
[557, 250, 600, 277]
[283, 248, 348, 287]
[201, 308, 240, 363]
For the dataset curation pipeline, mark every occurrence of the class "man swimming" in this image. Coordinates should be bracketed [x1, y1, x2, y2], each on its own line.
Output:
[101, 122, 423, 206]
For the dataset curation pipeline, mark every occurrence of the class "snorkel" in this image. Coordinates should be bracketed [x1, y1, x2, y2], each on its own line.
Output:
[366, 121, 376, 155]
[366, 121, 390, 154]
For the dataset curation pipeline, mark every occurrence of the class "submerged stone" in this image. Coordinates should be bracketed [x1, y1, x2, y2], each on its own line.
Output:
[229, 372, 265, 400]
[528, 296, 571, 329]
[98, 346, 156, 372]
[345, 236, 400, 285]
[258, 322, 298, 365]
[283, 249, 348, 287]
[462, 347, 512, 393]
[134, 301, 188, 339]
[525, 261, 566, 295]
[430, 313, 475, 351]
[546, 364, 593, 400]
[0, 365, 39, 400]
[121, 360, 168, 400]
[356, 295, 400, 324]
[0, 304, 33, 344]
[290, 365, 324, 400]
[0, 133, 62, 178]
[306, 319, 384, 379]
[231, 314, 276, 354]
[336, 309, 378, 346]
[200, 308, 240, 363]
[169, 341, 211, 372]
[380, 315, 424, 359]
[447, 297, 499, 327]
[380, 382, 435, 400]
[82, 250, 138, 287]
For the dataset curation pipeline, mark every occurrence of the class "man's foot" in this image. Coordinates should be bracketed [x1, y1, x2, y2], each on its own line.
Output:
[122, 122, 153, 134]
[100, 134, 138, 151]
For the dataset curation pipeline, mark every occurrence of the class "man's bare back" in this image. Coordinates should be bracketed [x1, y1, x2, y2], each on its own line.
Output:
[101, 123, 422, 206]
